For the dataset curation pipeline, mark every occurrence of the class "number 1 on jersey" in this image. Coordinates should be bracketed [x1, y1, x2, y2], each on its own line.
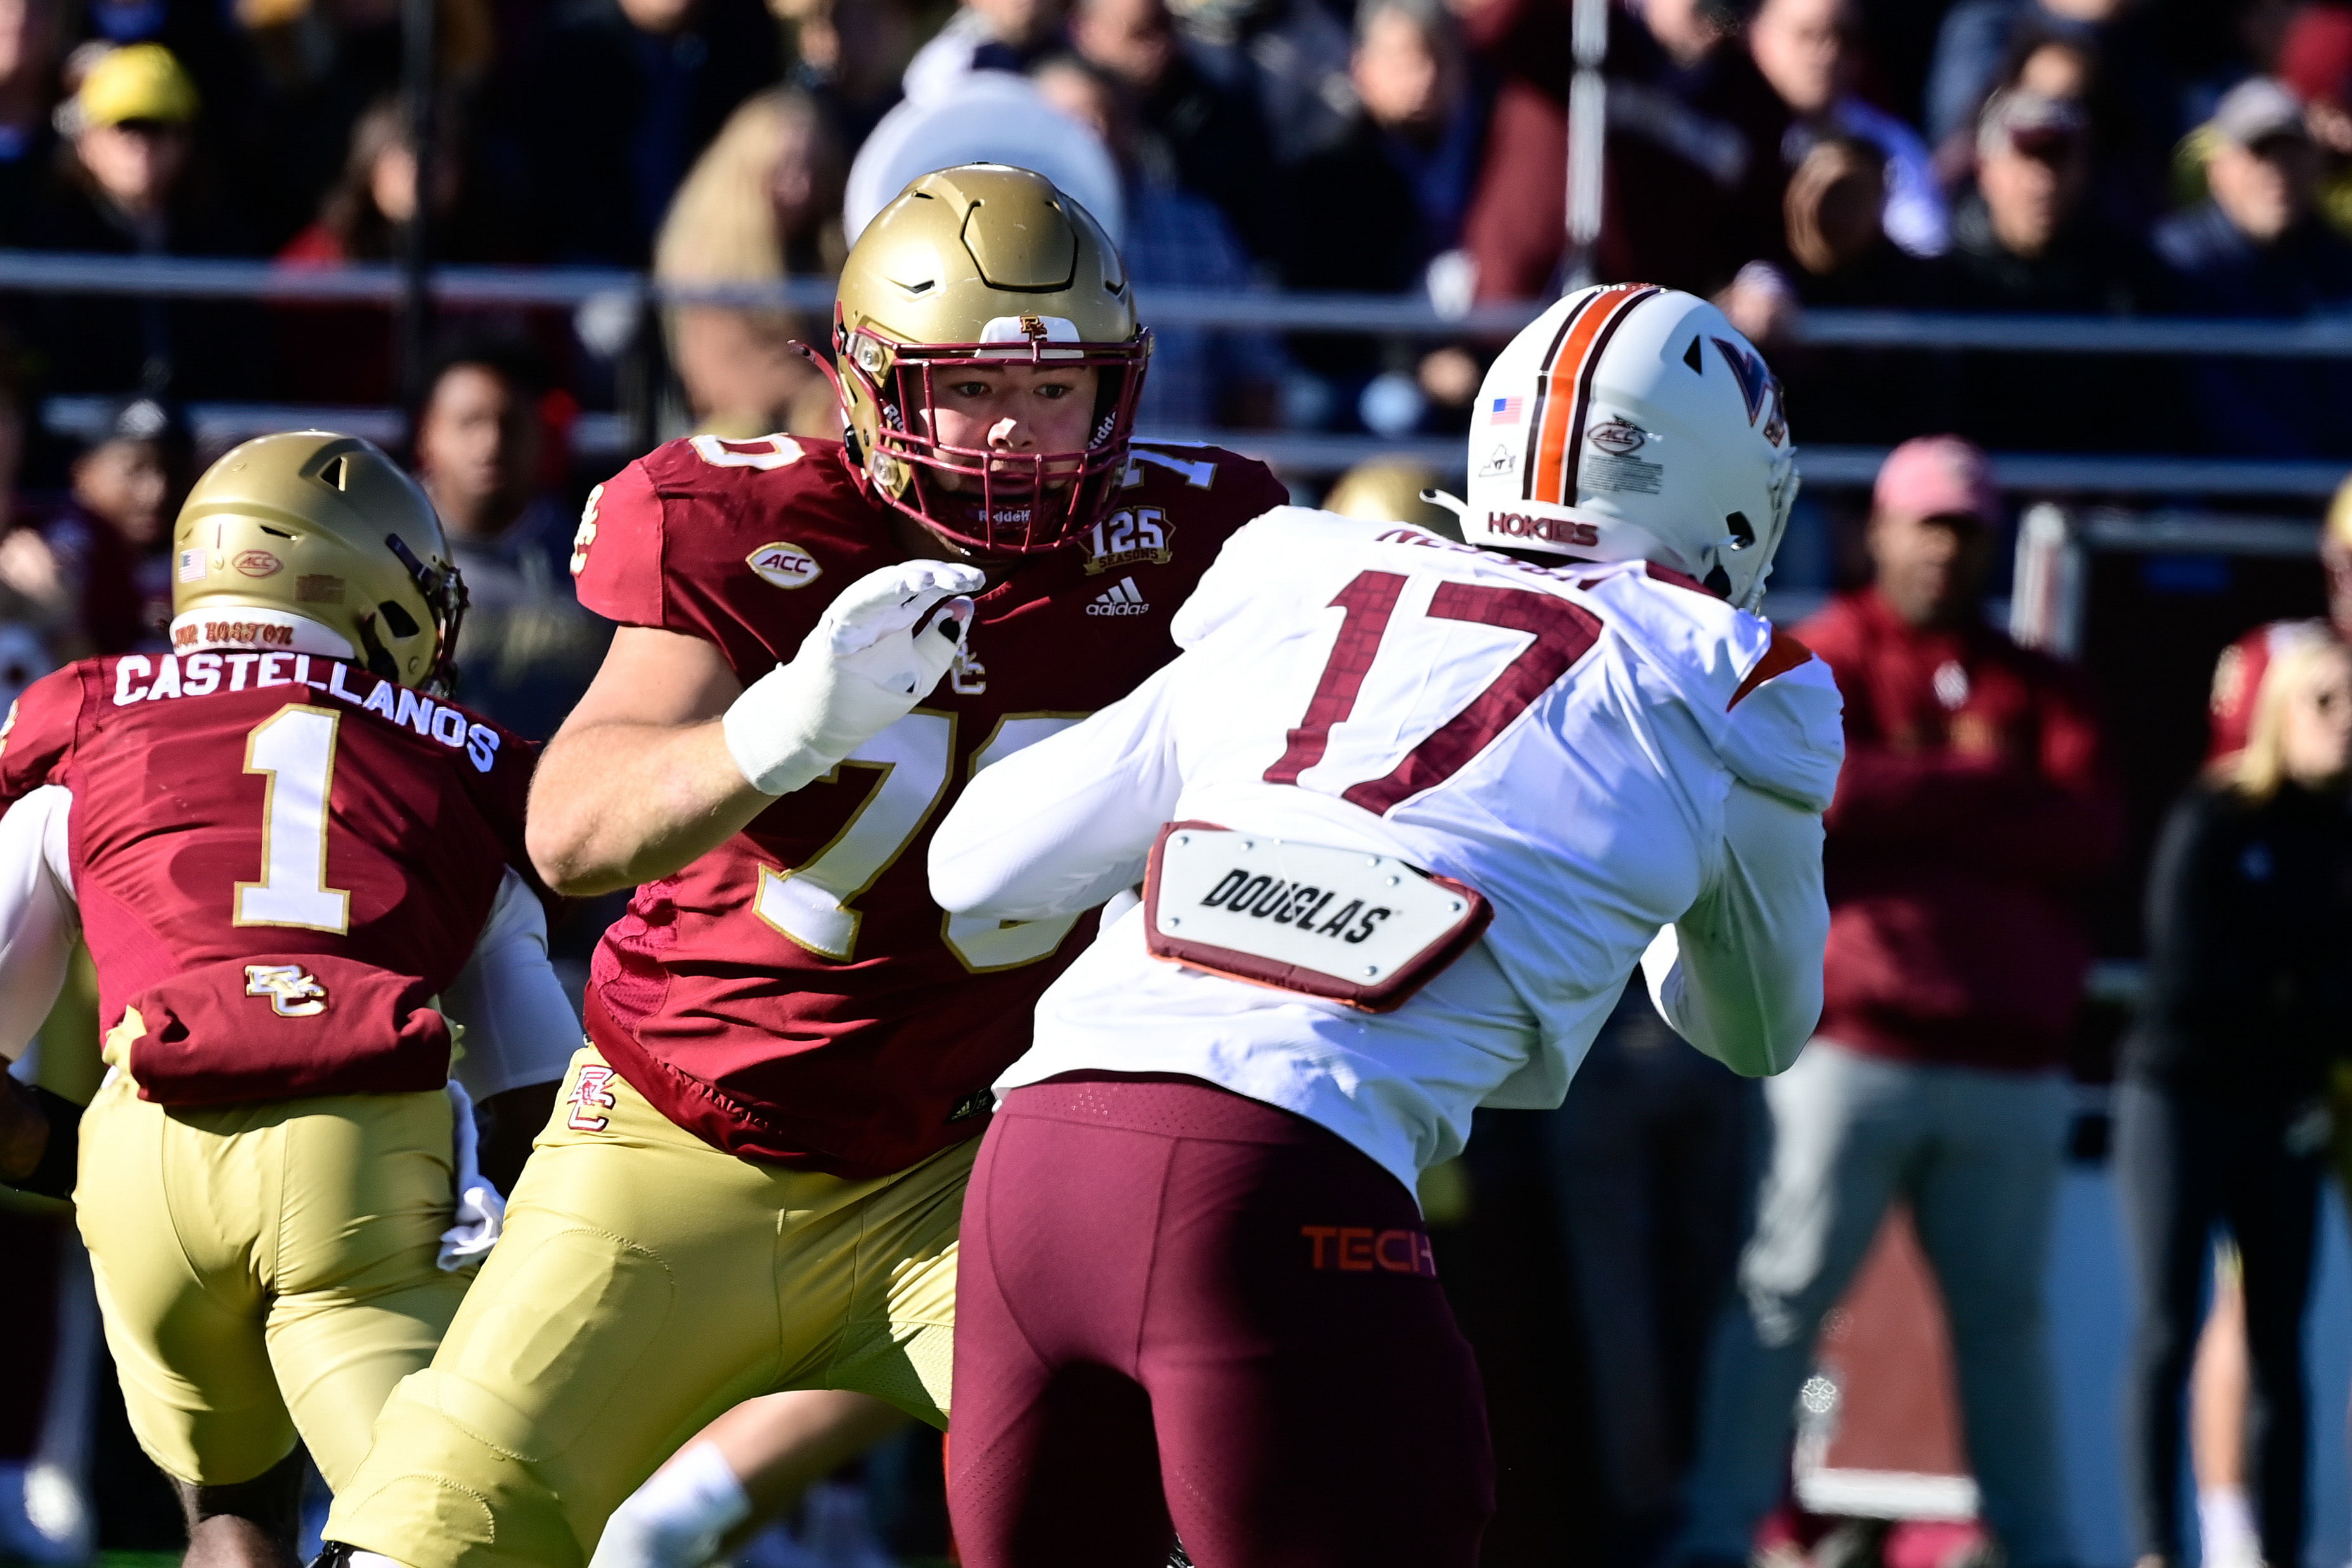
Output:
[235, 705, 352, 933]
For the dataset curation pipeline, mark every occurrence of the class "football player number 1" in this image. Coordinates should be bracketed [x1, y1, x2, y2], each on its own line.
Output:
[236, 705, 352, 933]
[754, 715, 1083, 970]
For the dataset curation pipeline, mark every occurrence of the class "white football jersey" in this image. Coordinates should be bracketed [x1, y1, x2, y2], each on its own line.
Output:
[929, 510, 1845, 1194]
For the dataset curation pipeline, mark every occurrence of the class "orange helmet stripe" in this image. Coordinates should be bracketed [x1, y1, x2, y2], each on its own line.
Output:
[1529, 283, 1658, 506]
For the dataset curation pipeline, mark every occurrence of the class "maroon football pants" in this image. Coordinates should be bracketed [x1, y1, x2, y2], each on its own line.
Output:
[947, 1072, 1494, 1568]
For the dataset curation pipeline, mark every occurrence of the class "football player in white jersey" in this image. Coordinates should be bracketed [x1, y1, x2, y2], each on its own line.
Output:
[922, 282, 1845, 1568]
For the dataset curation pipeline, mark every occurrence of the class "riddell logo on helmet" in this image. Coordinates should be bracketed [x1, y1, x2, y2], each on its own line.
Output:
[1485, 512, 1598, 546]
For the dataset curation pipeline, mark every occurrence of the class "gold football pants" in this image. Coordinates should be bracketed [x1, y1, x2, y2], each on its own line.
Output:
[74, 1066, 469, 1490]
[325, 1046, 968, 1568]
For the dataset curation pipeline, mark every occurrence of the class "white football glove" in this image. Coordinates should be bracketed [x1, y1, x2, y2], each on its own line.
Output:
[724, 560, 985, 796]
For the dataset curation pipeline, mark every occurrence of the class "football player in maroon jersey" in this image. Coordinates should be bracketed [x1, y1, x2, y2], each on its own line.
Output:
[0, 431, 579, 1568]
[317, 164, 1289, 1568]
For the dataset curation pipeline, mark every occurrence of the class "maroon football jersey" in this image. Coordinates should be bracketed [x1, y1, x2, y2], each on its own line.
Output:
[0, 650, 538, 1102]
[569, 434, 1289, 1176]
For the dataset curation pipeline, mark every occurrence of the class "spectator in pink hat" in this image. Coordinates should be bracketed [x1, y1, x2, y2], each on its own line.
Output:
[1676, 435, 2121, 1568]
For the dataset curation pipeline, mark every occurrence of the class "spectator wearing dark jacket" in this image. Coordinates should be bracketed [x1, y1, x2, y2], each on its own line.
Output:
[1946, 86, 2168, 451]
[1677, 436, 2119, 1568]
[411, 347, 610, 742]
[517, 0, 782, 265]
[1069, 0, 1272, 255]
[27, 43, 258, 395]
[1775, 135, 1956, 442]
[2155, 77, 2352, 459]
[1276, 0, 1479, 386]
[2117, 631, 2352, 1568]
[1459, 0, 1790, 302]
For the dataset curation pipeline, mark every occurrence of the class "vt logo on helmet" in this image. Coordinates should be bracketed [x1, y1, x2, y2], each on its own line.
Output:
[825, 164, 1153, 557]
[172, 431, 467, 693]
[1455, 283, 1799, 610]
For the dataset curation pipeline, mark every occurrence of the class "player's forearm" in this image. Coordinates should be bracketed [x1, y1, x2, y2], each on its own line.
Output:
[527, 719, 774, 897]
[1646, 786, 1829, 1076]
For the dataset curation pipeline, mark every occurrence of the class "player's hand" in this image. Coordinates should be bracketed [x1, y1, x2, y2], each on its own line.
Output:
[723, 561, 986, 797]
[812, 560, 984, 697]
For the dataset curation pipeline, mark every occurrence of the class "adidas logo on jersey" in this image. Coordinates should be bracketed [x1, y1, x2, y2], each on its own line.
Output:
[1087, 577, 1151, 617]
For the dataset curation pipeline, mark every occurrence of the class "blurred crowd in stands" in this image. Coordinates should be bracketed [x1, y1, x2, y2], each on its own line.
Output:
[0, 0, 2337, 440]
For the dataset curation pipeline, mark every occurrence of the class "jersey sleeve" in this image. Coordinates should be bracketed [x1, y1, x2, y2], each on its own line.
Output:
[1642, 778, 1827, 1076]
[451, 714, 546, 895]
[1170, 507, 1374, 650]
[0, 667, 85, 814]
[1719, 650, 1845, 813]
[0, 786, 79, 1063]
[441, 868, 582, 1099]
[567, 448, 821, 676]
[929, 657, 1187, 920]
[568, 460, 669, 629]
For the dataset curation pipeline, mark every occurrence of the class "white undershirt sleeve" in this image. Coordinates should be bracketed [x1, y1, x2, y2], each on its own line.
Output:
[1642, 780, 1826, 1077]
[0, 786, 80, 1064]
[441, 868, 582, 1100]
[929, 659, 1187, 921]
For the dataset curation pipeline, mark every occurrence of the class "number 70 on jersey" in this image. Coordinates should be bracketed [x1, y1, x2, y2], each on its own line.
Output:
[753, 712, 1083, 971]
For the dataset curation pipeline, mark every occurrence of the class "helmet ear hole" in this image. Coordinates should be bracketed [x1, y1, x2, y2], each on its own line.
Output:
[1703, 563, 1734, 597]
[1725, 511, 1756, 549]
[378, 600, 422, 639]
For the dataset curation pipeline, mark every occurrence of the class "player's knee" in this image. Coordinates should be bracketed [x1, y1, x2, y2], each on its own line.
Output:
[329, 1377, 582, 1568]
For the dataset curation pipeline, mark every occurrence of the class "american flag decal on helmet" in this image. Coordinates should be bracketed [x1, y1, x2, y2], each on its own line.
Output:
[1524, 283, 1662, 505]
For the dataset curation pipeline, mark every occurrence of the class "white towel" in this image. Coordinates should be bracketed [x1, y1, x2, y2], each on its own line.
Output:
[437, 1080, 507, 1271]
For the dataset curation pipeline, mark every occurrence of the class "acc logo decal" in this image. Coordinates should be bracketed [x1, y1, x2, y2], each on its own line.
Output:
[1587, 418, 1647, 455]
[234, 549, 283, 579]
[747, 541, 822, 590]
[245, 963, 328, 1017]
[567, 1064, 619, 1131]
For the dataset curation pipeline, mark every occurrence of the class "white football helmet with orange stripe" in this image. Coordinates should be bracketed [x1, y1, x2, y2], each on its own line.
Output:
[1453, 283, 1798, 610]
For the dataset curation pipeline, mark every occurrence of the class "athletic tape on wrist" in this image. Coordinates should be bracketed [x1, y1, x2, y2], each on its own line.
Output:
[723, 654, 925, 797]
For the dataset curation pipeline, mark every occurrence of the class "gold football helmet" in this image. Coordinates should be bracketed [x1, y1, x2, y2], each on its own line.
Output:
[829, 164, 1150, 555]
[173, 432, 467, 693]
[1324, 459, 1461, 539]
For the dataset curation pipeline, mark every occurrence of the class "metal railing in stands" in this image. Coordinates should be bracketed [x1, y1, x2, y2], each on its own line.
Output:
[38, 394, 2352, 498]
[10, 250, 2352, 355]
